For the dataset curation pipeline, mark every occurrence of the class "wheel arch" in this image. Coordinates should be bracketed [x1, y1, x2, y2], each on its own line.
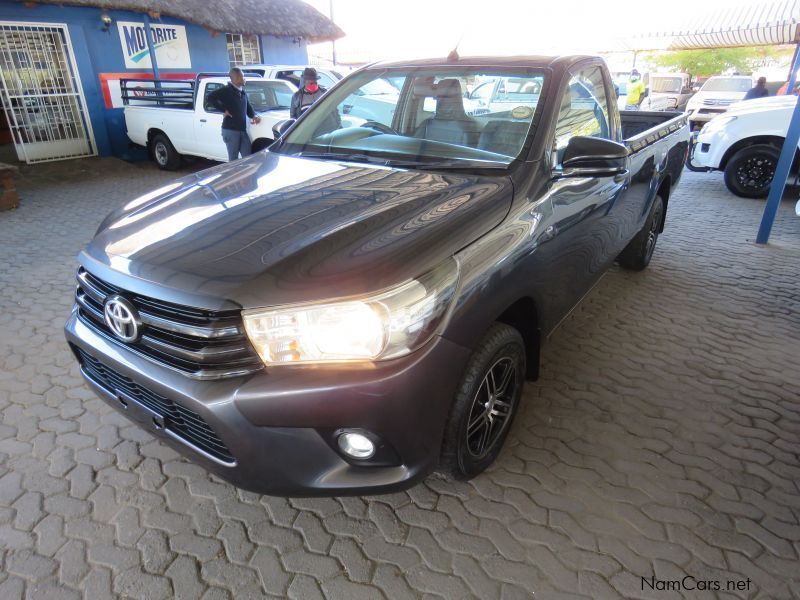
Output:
[496, 297, 541, 381]
[655, 175, 671, 233]
[719, 135, 792, 170]
[251, 137, 274, 153]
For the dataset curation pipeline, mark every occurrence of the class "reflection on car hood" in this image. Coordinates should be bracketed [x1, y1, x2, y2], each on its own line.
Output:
[84, 151, 513, 309]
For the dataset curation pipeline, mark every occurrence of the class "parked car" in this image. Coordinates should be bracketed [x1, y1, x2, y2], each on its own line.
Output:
[685, 75, 753, 130]
[463, 75, 543, 115]
[122, 75, 296, 168]
[642, 73, 694, 112]
[689, 94, 798, 198]
[65, 55, 689, 496]
[244, 64, 342, 90]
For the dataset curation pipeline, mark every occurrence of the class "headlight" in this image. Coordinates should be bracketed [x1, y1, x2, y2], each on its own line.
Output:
[701, 115, 736, 134]
[242, 258, 459, 365]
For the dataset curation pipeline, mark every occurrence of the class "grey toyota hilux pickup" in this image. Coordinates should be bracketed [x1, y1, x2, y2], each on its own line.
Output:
[65, 55, 689, 496]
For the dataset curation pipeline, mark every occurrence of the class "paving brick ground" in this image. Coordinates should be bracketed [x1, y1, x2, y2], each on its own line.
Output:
[0, 154, 798, 600]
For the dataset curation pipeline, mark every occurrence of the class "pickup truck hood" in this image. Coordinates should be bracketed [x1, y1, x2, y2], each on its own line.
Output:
[84, 151, 512, 309]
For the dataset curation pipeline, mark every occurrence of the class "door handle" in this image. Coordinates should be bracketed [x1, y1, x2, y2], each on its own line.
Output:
[199, 119, 207, 123]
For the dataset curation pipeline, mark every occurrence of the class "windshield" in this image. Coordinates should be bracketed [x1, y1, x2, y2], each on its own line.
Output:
[245, 81, 294, 111]
[651, 77, 682, 93]
[274, 67, 546, 167]
[701, 78, 752, 92]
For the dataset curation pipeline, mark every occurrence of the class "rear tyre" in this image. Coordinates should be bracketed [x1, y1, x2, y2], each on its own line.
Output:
[439, 323, 525, 480]
[617, 195, 664, 271]
[723, 144, 780, 199]
[150, 133, 182, 171]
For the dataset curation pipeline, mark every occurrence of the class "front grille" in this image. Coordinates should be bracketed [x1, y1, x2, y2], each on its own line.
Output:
[75, 267, 263, 379]
[76, 347, 235, 464]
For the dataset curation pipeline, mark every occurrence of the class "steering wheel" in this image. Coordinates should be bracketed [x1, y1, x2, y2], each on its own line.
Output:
[361, 121, 399, 135]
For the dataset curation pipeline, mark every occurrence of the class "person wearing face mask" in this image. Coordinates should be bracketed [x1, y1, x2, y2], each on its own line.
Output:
[290, 67, 327, 118]
[625, 69, 647, 111]
[207, 67, 261, 160]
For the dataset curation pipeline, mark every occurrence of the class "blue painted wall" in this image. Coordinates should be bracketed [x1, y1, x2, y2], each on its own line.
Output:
[0, 1, 308, 159]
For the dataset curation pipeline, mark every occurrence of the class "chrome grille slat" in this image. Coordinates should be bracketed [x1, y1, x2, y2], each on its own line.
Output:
[75, 268, 263, 379]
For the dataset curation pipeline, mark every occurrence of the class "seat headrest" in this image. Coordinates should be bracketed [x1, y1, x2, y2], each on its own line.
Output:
[412, 78, 464, 98]
[435, 79, 463, 97]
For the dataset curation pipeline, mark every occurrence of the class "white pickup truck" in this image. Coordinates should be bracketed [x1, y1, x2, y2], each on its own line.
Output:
[123, 75, 296, 169]
[689, 95, 798, 198]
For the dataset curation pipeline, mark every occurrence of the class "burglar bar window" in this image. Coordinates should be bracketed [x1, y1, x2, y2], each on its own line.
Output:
[226, 34, 261, 67]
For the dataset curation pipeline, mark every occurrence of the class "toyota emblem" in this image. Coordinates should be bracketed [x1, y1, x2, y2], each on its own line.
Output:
[103, 295, 141, 342]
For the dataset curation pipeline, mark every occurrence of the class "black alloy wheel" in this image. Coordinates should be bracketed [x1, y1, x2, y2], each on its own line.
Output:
[724, 144, 781, 199]
[465, 357, 517, 459]
[439, 323, 525, 480]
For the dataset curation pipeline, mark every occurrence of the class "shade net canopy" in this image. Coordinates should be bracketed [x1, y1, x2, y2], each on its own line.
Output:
[609, 0, 799, 52]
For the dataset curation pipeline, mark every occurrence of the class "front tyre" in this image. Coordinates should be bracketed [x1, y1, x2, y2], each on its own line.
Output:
[439, 323, 525, 480]
[723, 144, 780, 199]
[617, 195, 664, 271]
[150, 133, 182, 171]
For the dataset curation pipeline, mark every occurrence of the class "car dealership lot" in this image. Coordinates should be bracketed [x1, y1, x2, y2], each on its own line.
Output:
[1, 157, 799, 599]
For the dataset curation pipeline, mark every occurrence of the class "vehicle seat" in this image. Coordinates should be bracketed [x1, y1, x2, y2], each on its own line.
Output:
[478, 120, 530, 157]
[415, 79, 480, 146]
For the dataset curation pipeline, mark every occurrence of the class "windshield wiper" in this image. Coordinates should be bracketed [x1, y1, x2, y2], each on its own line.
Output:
[384, 159, 509, 170]
[291, 152, 508, 171]
[259, 106, 290, 112]
[293, 151, 388, 165]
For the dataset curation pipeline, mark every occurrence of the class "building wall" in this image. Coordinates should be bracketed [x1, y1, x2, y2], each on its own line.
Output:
[0, 1, 308, 159]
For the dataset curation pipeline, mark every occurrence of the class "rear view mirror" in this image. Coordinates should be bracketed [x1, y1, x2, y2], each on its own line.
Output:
[272, 118, 296, 139]
[560, 136, 628, 177]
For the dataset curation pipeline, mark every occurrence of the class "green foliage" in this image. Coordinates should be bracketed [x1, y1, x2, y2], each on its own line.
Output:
[649, 46, 793, 77]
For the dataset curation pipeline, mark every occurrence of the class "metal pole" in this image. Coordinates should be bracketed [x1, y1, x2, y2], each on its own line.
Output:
[788, 43, 799, 93]
[756, 41, 800, 244]
[142, 14, 161, 106]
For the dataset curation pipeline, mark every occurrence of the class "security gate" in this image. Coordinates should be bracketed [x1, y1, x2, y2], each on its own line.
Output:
[0, 22, 96, 163]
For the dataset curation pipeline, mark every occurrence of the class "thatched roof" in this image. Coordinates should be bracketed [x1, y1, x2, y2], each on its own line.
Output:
[35, 0, 345, 42]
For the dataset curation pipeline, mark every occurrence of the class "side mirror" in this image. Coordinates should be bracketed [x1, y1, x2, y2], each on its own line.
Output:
[272, 118, 296, 139]
[560, 136, 628, 177]
[692, 85, 700, 92]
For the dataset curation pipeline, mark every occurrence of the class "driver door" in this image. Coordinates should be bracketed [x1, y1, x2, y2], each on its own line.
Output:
[544, 65, 628, 317]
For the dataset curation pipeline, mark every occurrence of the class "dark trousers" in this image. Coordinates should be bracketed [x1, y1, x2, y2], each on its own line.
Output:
[221, 129, 252, 161]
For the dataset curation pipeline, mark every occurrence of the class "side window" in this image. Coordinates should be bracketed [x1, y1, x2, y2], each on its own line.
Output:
[318, 73, 336, 89]
[554, 66, 610, 165]
[274, 85, 293, 107]
[203, 83, 224, 112]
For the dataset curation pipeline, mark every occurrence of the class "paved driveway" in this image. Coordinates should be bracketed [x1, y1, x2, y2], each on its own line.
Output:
[1, 156, 798, 599]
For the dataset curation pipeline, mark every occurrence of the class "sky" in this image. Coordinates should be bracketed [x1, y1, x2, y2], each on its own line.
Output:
[303, 0, 791, 66]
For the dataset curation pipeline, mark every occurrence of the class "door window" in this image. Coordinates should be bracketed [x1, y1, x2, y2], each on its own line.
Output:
[203, 83, 224, 112]
[554, 66, 610, 165]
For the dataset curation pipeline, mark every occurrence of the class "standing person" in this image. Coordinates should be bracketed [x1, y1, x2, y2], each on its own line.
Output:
[625, 69, 647, 111]
[290, 67, 327, 118]
[207, 67, 261, 161]
[744, 77, 769, 100]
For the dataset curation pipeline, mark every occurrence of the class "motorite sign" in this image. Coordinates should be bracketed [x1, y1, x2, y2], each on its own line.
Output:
[117, 22, 191, 69]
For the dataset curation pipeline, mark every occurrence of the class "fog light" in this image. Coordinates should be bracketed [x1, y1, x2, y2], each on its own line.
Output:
[337, 432, 375, 459]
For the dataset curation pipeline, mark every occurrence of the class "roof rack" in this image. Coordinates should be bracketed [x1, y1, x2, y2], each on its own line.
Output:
[119, 71, 264, 108]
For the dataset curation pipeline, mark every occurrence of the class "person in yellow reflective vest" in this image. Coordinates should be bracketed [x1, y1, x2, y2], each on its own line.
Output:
[625, 69, 647, 111]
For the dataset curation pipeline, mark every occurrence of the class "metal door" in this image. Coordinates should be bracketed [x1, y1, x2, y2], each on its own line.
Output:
[0, 22, 96, 163]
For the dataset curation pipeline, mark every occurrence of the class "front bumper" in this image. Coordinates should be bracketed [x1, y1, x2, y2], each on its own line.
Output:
[65, 308, 471, 496]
